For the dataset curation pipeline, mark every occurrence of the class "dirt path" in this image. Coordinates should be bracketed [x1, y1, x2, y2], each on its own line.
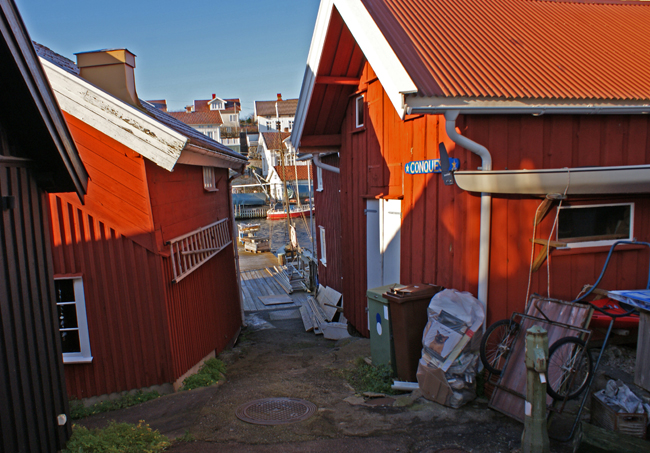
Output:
[78, 312, 576, 452]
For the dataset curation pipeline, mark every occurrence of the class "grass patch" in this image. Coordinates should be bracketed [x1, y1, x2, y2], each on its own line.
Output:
[175, 430, 195, 443]
[69, 391, 161, 420]
[344, 357, 396, 395]
[181, 358, 226, 391]
[63, 420, 170, 452]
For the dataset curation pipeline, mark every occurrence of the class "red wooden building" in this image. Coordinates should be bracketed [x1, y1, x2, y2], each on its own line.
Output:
[37, 45, 248, 398]
[1, 1, 88, 450]
[291, 0, 650, 336]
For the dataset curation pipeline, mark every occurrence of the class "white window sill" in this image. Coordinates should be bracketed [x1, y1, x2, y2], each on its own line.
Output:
[63, 355, 93, 364]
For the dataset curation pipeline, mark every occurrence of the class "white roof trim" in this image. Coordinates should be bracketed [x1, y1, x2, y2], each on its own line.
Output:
[291, 0, 416, 149]
[40, 57, 188, 172]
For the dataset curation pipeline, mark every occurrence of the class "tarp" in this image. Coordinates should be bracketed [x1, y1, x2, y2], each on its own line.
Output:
[232, 192, 268, 206]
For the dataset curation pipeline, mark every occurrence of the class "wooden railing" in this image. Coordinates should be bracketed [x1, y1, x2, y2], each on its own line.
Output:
[167, 219, 231, 283]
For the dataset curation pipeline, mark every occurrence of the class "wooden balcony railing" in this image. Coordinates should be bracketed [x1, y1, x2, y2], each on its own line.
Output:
[167, 219, 231, 283]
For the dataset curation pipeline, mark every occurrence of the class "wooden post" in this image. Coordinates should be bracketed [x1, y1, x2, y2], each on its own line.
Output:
[634, 312, 650, 391]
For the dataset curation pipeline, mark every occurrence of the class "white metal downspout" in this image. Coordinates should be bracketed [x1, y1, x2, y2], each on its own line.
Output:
[312, 153, 340, 174]
[444, 110, 492, 321]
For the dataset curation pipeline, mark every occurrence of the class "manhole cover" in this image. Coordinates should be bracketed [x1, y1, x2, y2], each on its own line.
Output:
[236, 397, 317, 425]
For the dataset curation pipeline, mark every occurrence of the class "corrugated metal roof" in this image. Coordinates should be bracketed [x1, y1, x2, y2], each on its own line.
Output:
[363, 0, 650, 100]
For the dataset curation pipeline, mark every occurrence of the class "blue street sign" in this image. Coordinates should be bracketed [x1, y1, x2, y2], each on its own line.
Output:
[405, 158, 460, 175]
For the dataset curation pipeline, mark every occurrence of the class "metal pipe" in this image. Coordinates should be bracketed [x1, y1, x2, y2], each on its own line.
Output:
[312, 153, 340, 174]
[444, 110, 492, 321]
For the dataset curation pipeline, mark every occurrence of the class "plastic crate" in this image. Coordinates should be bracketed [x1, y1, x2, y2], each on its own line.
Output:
[591, 393, 647, 439]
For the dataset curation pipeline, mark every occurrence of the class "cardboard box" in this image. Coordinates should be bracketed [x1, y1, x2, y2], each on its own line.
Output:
[416, 360, 452, 406]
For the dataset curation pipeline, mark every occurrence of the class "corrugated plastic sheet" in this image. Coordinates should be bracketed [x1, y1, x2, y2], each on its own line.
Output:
[362, 0, 650, 100]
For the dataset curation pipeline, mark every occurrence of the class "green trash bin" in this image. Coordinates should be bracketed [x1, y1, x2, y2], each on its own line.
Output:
[367, 284, 405, 375]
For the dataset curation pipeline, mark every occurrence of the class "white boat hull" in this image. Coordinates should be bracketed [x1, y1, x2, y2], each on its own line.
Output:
[453, 165, 650, 195]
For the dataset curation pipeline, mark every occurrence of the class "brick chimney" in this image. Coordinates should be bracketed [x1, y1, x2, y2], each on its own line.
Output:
[75, 49, 141, 107]
[212, 94, 216, 99]
[277, 93, 282, 101]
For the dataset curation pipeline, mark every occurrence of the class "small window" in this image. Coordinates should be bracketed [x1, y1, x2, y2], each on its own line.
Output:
[319, 226, 327, 266]
[289, 120, 294, 131]
[557, 203, 633, 248]
[203, 167, 217, 191]
[316, 166, 323, 191]
[355, 95, 364, 128]
[55, 277, 92, 363]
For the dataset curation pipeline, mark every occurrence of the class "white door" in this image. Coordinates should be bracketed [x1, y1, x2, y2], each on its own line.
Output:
[366, 199, 401, 290]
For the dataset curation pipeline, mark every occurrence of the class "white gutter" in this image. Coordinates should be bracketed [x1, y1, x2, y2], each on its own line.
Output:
[444, 110, 491, 319]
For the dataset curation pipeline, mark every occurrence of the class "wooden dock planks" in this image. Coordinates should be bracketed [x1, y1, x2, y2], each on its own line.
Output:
[240, 267, 303, 313]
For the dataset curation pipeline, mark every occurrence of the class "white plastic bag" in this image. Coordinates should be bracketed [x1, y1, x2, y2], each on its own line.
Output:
[418, 289, 485, 408]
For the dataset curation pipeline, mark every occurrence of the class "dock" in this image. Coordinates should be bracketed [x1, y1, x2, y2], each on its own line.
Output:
[238, 244, 308, 313]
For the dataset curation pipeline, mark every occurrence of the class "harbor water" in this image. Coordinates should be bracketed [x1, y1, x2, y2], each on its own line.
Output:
[236, 216, 316, 256]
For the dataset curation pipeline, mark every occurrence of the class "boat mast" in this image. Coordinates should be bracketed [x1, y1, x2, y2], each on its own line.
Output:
[279, 144, 293, 253]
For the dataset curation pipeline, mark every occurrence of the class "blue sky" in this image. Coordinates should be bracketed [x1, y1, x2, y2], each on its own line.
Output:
[16, 0, 321, 116]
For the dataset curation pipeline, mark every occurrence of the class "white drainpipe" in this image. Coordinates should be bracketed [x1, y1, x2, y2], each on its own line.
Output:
[444, 110, 492, 319]
[312, 153, 340, 174]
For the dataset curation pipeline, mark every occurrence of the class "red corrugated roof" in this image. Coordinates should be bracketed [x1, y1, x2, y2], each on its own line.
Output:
[273, 165, 311, 181]
[363, 0, 650, 100]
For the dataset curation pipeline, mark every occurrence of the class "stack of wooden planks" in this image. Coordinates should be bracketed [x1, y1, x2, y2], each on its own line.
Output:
[265, 265, 310, 294]
[299, 285, 350, 340]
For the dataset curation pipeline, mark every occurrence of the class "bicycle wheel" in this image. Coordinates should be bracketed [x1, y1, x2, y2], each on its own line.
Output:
[546, 337, 592, 401]
[480, 319, 520, 375]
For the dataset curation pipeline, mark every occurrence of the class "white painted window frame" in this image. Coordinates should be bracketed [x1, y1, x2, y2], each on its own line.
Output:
[319, 226, 327, 266]
[203, 167, 218, 192]
[55, 276, 92, 364]
[316, 166, 323, 191]
[355, 95, 365, 128]
[556, 202, 634, 249]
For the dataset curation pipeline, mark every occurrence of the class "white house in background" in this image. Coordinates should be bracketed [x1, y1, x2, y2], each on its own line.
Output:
[163, 94, 242, 153]
[259, 131, 291, 178]
[259, 131, 312, 200]
[254, 94, 298, 133]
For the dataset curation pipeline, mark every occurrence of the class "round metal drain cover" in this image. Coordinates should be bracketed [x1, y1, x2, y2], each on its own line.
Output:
[236, 397, 317, 425]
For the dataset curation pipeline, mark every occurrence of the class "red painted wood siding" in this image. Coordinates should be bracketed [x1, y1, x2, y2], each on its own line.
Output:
[62, 113, 155, 250]
[146, 162, 231, 249]
[334, 61, 650, 335]
[314, 155, 343, 293]
[49, 195, 172, 399]
[162, 244, 242, 379]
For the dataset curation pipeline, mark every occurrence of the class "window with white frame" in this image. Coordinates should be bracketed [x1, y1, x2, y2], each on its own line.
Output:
[557, 203, 633, 248]
[355, 95, 364, 128]
[289, 120, 294, 131]
[316, 166, 323, 191]
[203, 167, 217, 191]
[55, 277, 92, 363]
[319, 226, 327, 265]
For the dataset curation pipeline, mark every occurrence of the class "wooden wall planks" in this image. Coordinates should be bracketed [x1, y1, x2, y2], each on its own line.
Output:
[314, 157, 343, 295]
[1, 158, 70, 452]
[328, 60, 650, 338]
[146, 163, 231, 249]
[162, 244, 242, 379]
[49, 195, 173, 399]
